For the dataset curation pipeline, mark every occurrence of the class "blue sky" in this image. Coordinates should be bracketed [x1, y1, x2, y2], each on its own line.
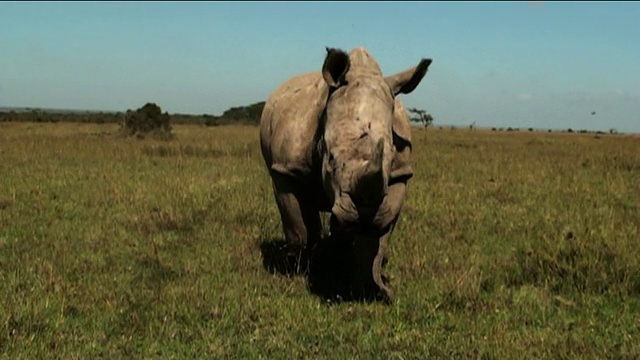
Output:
[1, 2, 638, 132]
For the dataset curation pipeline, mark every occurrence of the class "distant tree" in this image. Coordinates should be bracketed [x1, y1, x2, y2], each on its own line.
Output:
[120, 102, 173, 140]
[28, 109, 53, 123]
[218, 101, 265, 124]
[407, 107, 434, 128]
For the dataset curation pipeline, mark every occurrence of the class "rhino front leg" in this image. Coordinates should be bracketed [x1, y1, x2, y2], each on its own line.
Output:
[371, 227, 394, 303]
[352, 181, 408, 303]
[349, 224, 395, 304]
[372, 181, 409, 302]
[270, 172, 322, 272]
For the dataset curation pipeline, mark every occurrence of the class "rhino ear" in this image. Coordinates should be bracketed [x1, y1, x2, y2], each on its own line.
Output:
[385, 58, 432, 96]
[322, 47, 350, 88]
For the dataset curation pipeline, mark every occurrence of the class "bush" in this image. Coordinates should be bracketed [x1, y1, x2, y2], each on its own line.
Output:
[219, 101, 265, 124]
[120, 103, 174, 140]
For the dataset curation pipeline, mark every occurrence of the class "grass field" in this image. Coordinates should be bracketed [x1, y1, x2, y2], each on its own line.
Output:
[0, 121, 638, 359]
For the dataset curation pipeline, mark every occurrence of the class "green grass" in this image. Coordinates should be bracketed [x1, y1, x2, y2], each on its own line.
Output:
[0, 122, 638, 359]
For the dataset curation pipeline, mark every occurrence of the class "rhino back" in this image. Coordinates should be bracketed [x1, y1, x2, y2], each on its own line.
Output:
[260, 71, 330, 177]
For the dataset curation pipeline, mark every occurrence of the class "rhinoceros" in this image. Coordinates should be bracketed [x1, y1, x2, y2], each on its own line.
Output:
[259, 46, 432, 302]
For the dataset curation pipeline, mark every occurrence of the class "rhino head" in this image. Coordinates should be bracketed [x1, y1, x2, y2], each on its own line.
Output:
[319, 47, 432, 231]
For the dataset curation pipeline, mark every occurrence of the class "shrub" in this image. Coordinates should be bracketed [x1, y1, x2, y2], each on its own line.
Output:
[120, 103, 174, 140]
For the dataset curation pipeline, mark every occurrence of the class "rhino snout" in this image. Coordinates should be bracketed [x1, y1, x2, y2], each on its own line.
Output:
[330, 191, 386, 233]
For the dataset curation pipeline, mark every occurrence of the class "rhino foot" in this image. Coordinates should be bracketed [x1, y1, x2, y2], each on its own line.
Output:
[374, 274, 394, 305]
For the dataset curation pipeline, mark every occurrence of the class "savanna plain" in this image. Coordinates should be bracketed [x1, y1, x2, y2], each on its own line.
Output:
[0, 121, 638, 359]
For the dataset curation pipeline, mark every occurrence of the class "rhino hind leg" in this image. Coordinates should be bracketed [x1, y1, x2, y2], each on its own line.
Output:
[271, 173, 322, 274]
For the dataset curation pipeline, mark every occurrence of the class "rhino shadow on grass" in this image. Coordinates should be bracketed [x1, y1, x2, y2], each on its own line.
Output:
[259, 236, 391, 304]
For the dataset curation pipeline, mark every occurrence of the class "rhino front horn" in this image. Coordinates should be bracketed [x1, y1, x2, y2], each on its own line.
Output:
[353, 138, 386, 202]
[369, 138, 384, 173]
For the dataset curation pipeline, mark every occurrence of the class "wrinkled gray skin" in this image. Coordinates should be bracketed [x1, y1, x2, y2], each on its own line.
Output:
[260, 46, 432, 301]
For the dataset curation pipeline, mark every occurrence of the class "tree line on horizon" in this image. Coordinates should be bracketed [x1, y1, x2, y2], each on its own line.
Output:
[0, 101, 268, 127]
[0, 102, 618, 136]
[0, 101, 437, 127]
